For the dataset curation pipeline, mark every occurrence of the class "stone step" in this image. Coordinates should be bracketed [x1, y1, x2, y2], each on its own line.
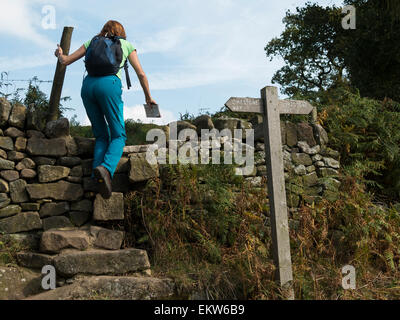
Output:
[40, 229, 90, 253]
[17, 248, 151, 278]
[39, 226, 124, 253]
[0, 266, 43, 300]
[25, 275, 175, 300]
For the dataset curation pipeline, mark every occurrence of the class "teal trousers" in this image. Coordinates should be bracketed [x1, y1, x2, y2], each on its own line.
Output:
[81, 75, 127, 177]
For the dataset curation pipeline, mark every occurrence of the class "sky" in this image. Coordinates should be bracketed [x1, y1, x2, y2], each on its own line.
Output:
[0, 0, 343, 126]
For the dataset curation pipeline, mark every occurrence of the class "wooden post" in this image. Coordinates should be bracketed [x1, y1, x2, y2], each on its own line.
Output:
[261, 86, 294, 299]
[225, 86, 314, 300]
[47, 26, 74, 122]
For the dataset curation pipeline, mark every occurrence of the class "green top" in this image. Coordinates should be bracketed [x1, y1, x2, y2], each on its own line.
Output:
[84, 38, 136, 80]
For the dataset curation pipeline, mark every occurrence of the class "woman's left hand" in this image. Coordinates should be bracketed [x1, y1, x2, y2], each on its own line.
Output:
[146, 97, 157, 106]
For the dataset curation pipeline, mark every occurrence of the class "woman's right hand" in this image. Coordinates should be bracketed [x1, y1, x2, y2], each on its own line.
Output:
[54, 44, 63, 58]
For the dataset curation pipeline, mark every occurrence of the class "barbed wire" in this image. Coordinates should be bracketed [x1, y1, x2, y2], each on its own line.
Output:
[1, 72, 52, 84]
[4, 79, 52, 83]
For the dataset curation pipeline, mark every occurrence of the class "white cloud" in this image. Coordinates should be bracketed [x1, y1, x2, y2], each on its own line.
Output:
[136, 27, 187, 54]
[81, 105, 176, 127]
[0, 52, 55, 71]
[121, 0, 343, 92]
[0, 0, 58, 48]
[122, 1, 287, 92]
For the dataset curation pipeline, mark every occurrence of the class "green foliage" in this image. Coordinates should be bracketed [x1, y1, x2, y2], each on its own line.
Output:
[70, 119, 164, 146]
[120, 158, 400, 299]
[265, 3, 346, 99]
[0, 72, 25, 103]
[24, 81, 51, 130]
[265, 1, 400, 102]
[342, 0, 400, 101]
[125, 119, 161, 145]
[179, 111, 196, 122]
[1, 73, 73, 123]
[292, 176, 400, 299]
[0, 234, 29, 267]
[320, 89, 400, 197]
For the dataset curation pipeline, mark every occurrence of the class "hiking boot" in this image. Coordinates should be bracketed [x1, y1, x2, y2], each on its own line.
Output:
[93, 165, 112, 199]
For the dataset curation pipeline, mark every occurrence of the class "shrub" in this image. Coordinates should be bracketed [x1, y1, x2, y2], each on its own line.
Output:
[123, 162, 279, 299]
[319, 89, 400, 198]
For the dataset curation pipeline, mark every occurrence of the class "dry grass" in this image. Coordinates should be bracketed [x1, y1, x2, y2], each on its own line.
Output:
[121, 162, 400, 300]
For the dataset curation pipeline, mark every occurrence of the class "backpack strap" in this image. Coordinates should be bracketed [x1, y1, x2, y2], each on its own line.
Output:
[124, 60, 132, 90]
[115, 36, 132, 90]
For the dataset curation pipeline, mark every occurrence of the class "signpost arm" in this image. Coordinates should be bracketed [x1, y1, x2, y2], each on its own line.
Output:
[261, 86, 294, 299]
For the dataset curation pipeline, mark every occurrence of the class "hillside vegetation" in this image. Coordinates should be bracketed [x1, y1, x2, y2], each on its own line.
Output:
[1, 0, 400, 300]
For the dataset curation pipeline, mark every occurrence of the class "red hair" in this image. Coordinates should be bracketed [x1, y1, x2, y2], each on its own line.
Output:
[98, 20, 126, 39]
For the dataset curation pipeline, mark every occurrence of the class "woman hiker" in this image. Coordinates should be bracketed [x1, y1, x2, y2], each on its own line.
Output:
[54, 20, 156, 199]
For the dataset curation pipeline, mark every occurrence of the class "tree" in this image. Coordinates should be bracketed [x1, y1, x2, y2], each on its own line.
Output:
[265, 3, 346, 99]
[341, 0, 400, 101]
[1, 73, 74, 130]
[265, 1, 400, 101]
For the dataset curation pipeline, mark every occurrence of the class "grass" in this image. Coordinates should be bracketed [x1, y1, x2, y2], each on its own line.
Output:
[70, 119, 165, 146]
[123, 162, 281, 299]
[0, 234, 29, 267]
[122, 159, 400, 300]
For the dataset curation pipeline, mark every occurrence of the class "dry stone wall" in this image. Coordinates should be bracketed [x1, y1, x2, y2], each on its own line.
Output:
[0, 97, 341, 242]
[0, 98, 157, 241]
[180, 114, 341, 208]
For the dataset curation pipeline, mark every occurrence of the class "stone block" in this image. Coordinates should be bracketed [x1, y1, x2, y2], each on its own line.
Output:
[39, 202, 70, 218]
[26, 181, 84, 201]
[5, 127, 24, 139]
[38, 165, 70, 183]
[0, 98, 12, 127]
[297, 122, 316, 147]
[53, 249, 150, 277]
[57, 157, 81, 167]
[69, 211, 91, 227]
[129, 153, 159, 183]
[10, 179, 29, 203]
[93, 193, 124, 221]
[40, 229, 90, 253]
[71, 199, 92, 212]
[27, 138, 67, 157]
[0, 212, 42, 234]
[0, 205, 22, 219]
[45, 118, 70, 138]
[42, 216, 73, 231]
[15, 137, 27, 151]
[292, 153, 313, 166]
[9, 104, 27, 129]
[0, 137, 14, 151]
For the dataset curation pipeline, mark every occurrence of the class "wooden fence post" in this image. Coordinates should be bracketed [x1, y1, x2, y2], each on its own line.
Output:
[47, 26, 74, 122]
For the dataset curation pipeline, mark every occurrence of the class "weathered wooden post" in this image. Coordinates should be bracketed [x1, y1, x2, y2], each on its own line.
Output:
[225, 86, 314, 299]
[48, 26, 74, 122]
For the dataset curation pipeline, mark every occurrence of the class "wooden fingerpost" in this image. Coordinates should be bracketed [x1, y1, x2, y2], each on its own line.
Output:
[225, 86, 314, 300]
[47, 26, 74, 122]
[262, 86, 293, 299]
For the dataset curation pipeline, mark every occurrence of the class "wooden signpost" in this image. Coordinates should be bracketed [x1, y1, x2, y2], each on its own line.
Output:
[225, 86, 314, 299]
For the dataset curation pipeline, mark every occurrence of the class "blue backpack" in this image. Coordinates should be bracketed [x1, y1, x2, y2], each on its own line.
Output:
[84, 35, 132, 89]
